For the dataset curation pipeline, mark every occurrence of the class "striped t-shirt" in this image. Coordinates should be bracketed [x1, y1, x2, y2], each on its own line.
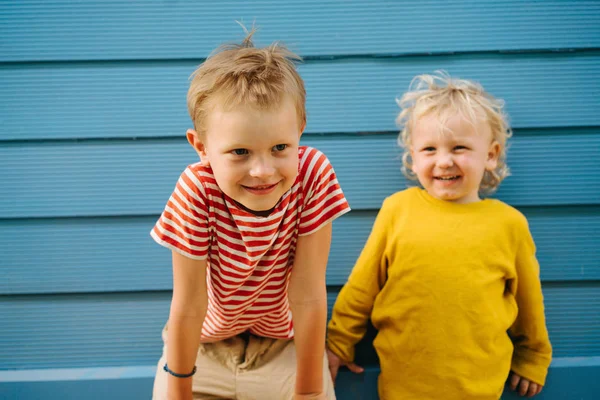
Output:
[151, 146, 350, 341]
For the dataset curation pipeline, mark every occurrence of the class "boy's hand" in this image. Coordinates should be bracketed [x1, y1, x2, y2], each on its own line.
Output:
[326, 348, 364, 384]
[508, 372, 543, 397]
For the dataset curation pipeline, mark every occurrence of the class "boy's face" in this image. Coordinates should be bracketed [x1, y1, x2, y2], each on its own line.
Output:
[188, 97, 303, 213]
[410, 113, 500, 204]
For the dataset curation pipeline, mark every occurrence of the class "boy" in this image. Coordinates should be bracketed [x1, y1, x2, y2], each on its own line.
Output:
[151, 29, 350, 400]
[326, 72, 552, 399]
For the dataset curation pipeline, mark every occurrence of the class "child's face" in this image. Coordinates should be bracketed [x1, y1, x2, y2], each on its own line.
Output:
[188, 97, 303, 213]
[410, 113, 500, 204]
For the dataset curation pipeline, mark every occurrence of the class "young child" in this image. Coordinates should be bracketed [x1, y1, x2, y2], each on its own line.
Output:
[326, 72, 552, 400]
[151, 29, 350, 400]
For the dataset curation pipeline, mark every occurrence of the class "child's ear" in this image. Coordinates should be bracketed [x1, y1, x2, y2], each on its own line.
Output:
[485, 141, 501, 171]
[186, 129, 210, 166]
[409, 147, 418, 173]
[299, 120, 306, 138]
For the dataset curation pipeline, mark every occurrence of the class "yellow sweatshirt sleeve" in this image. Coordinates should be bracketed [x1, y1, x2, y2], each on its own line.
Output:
[326, 197, 393, 362]
[509, 222, 553, 385]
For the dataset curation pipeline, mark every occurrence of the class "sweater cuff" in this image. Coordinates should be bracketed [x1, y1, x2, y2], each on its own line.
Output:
[326, 336, 355, 363]
[511, 347, 552, 385]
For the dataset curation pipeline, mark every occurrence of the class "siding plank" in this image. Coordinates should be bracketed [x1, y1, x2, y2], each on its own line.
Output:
[1, 1, 598, 62]
[1, 208, 599, 295]
[1, 133, 598, 218]
[2, 53, 600, 140]
[2, 284, 598, 369]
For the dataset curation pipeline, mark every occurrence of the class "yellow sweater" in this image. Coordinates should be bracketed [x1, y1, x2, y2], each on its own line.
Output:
[327, 188, 552, 400]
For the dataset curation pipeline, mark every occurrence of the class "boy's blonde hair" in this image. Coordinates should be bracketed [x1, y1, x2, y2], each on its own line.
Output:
[396, 71, 512, 194]
[187, 28, 306, 136]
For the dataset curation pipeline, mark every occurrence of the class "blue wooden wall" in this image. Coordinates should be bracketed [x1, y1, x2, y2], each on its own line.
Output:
[1, 1, 600, 399]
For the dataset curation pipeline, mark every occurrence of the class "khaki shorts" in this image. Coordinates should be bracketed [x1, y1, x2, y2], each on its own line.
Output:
[153, 326, 336, 400]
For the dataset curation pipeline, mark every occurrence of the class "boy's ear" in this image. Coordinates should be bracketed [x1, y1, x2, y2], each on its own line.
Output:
[299, 120, 306, 138]
[186, 129, 210, 166]
[485, 141, 501, 171]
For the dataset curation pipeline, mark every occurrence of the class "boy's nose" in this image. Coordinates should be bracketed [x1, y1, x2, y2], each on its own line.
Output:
[249, 159, 276, 178]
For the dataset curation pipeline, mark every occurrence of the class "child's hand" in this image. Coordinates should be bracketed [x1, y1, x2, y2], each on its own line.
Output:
[508, 372, 543, 397]
[326, 348, 364, 384]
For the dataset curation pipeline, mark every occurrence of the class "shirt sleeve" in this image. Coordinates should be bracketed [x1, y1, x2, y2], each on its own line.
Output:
[297, 148, 351, 236]
[150, 166, 210, 260]
[509, 219, 553, 385]
[326, 196, 392, 362]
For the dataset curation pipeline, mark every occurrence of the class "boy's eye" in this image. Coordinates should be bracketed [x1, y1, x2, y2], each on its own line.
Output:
[232, 149, 249, 156]
[454, 145, 467, 151]
[422, 146, 436, 152]
[273, 144, 287, 152]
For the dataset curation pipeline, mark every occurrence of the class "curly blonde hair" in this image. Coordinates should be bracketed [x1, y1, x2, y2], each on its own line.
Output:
[396, 71, 512, 194]
[187, 27, 306, 136]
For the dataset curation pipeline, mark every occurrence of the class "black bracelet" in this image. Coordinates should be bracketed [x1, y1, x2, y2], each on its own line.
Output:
[163, 363, 197, 378]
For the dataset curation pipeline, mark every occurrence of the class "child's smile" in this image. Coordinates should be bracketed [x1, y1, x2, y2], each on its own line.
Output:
[241, 181, 281, 196]
[434, 175, 460, 181]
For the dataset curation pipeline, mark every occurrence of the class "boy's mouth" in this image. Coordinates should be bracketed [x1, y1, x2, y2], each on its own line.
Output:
[242, 182, 279, 195]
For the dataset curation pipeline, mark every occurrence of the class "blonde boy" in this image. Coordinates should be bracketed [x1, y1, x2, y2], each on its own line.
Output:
[151, 30, 350, 400]
[326, 72, 552, 399]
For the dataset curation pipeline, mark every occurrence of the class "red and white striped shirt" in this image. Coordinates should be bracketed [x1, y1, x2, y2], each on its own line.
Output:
[151, 146, 350, 341]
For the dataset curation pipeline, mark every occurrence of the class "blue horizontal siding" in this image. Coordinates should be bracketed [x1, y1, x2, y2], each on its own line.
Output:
[1, 0, 598, 398]
[1, 0, 599, 62]
[1, 292, 171, 369]
[1, 133, 598, 219]
[341, 363, 600, 400]
[1, 207, 599, 295]
[0, 376, 154, 400]
[1, 284, 598, 369]
[2, 52, 600, 141]
[332, 362, 600, 400]
[2, 361, 600, 400]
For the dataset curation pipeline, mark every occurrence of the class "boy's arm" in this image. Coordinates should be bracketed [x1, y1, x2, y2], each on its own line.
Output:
[326, 199, 391, 363]
[166, 250, 209, 400]
[288, 222, 332, 398]
[509, 226, 552, 386]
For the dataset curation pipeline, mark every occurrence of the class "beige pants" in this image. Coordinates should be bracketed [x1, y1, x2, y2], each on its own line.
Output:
[153, 327, 336, 400]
